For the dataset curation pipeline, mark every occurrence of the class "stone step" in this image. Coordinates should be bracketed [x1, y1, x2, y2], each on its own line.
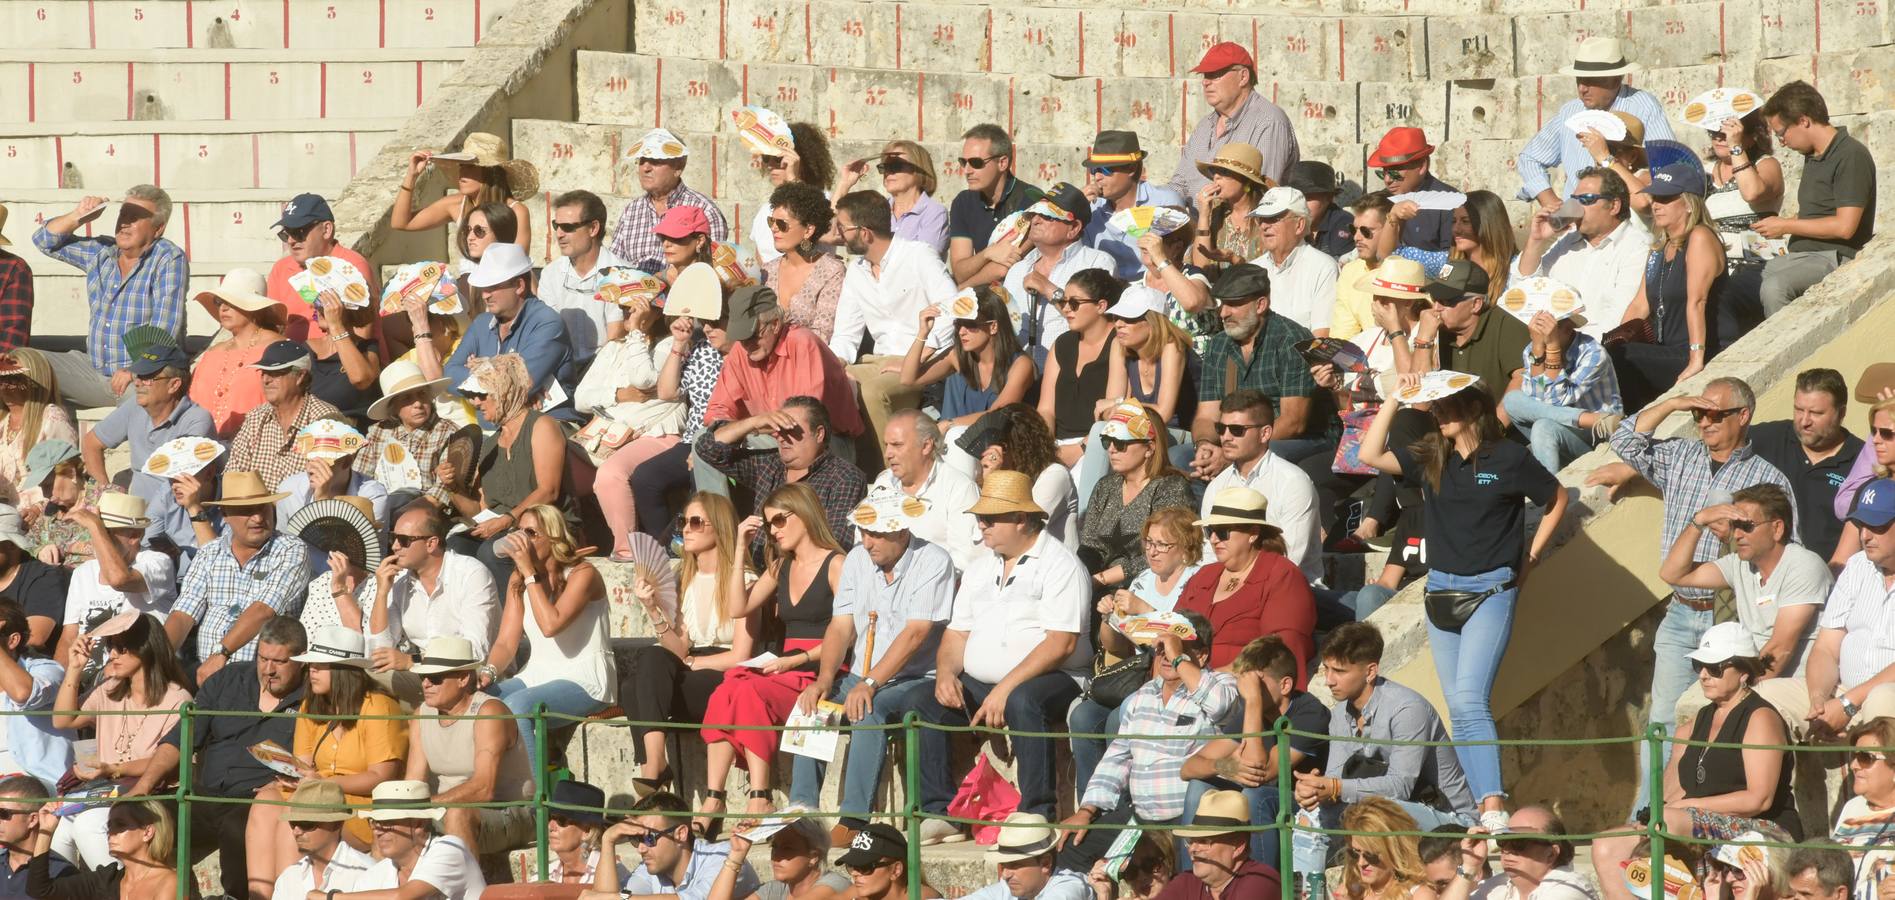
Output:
[7, 189, 342, 270]
[0, 50, 466, 124]
[0, 121, 398, 191]
[0, 0, 501, 52]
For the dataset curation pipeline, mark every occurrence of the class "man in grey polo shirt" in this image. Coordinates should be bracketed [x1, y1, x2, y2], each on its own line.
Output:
[78, 343, 215, 551]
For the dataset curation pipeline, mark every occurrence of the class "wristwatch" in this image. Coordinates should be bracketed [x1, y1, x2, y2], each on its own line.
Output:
[1843, 697, 1862, 717]
[189, 512, 210, 523]
[1456, 867, 1477, 882]
[1172, 654, 1192, 670]
[862, 676, 880, 689]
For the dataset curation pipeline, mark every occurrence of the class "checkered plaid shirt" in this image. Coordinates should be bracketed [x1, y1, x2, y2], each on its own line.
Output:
[31, 227, 188, 375]
[695, 428, 866, 559]
[1519, 333, 1623, 415]
[356, 417, 464, 507]
[0, 250, 32, 353]
[1610, 421, 1794, 601]
[606, 185, 729, 271]
[1081, 670, 1238, 821]
[1197, 313, 1339, 443]
[227, 395, 344, 491]
[174, 531, 311, 662]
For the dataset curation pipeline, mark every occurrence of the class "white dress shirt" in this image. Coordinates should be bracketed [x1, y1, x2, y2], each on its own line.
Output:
[1002, 242, 1119, 349]
[1201, 450, 1324, 584]
[950, 528, 1093, 684]
[1822, 552, 1895, 692]
[368, 550, 502, 659]
[1250, 242, 1338, 333]
[1517, 219, 1649, 340]
[829, 237, 959, 363]
[355, 835, 487, 898]
[871, 461, 982, 573]
[537, 246, 629, 364]
[271, 842, 375, 900]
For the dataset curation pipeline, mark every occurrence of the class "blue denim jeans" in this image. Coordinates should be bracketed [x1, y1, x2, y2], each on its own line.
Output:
[1067, 695, 1126, 794]
[786, 674, 934, 824]
[1501, 391, 1595, 475]
[1344, 584, 1399, 620]
[906, 672, 1081, 817]
[488, 677, 610, 772]
[1634, 599, 1715, 813]
[1422, 566, 1517, 804]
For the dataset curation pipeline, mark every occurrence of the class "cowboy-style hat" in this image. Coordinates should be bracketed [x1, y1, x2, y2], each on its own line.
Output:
[201, 470, 291, 507]
[195, 269, 287, 327]
[279, 780, 354, 823]
[98, 493, 153, 530]
[968, 470, 1046, 517]
[431, 132, 540, 200]
[1197, 487, 1270, 527]
[1355, 257, 1433, 301]
[1176, 790, 1251, 838]
[291, 625, 372, 667]
[358, 780, 446, 822]
[367, 360, 451, 423]
[410, 636, 482, 675]
[286, 496, 384, 574]
[1368, 127, 1435, 168]
[1561, 36, 1640, 77]
[1194, 143, 1271, 190]
[987, 813, 1060, 864]
[1086, 131, 1147, 166]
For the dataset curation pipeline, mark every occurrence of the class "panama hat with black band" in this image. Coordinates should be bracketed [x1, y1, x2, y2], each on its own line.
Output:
[1176, 790, 1251, 838]
[986, 813, 1060, 864]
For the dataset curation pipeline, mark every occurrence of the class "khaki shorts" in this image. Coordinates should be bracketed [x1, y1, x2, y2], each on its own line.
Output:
[477, 804, 538, 853]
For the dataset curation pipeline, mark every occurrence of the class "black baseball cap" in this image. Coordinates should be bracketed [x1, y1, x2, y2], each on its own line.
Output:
[127, 344, 191, 377]
[837, 823, 908, 869]
[247, 340, 314, 372]
[274, 193, 334, 230]
[1422, 259, 1490, 303]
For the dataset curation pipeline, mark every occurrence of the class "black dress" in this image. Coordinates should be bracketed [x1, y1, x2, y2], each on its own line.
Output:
[774, 551, 841, 672]
[308, 335, 382, 423]
[1613, 240, 1726, 412]
[1051, 330, 1114, 440]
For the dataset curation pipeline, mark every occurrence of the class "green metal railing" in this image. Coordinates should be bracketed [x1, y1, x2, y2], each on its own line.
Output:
[2, 705, 1866, 900]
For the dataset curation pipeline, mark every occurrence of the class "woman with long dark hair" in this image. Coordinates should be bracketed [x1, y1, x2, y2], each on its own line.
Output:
[1357, 377, 1568, 831]
[900, 287, 1037, 429]
[1449, 191, 1517, 299]
[1038, 269, 1121, 468]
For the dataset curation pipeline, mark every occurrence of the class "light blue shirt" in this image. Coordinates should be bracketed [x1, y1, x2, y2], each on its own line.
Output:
[91, 396, 217, 549]
[963, 869, 1094, 900]
[622, 838, 758, 900]
[1515, 86, 1675, 200]
[1127, 563, 1202, 613]
[832, 539, 956, 681]
[444, 295, 577, 423]
[2, 655, 74, 791]
[1085, 181, 1188, 280]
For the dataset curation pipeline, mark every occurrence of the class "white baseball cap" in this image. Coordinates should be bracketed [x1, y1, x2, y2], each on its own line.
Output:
[1104, 283, 1165, 320]
[467, 243, 534, 289]
[1250, 186, 1309, 219]
[1687, 621, 1758, 665]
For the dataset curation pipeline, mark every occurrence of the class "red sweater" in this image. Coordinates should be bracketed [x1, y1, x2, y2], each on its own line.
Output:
[1175, 552, 1316, 688]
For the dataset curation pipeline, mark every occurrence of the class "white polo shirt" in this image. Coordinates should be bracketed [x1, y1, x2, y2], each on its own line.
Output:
[1200, 451, 1324, 584]
[830, 237, 959, 363]
[1250, 242, 1338, 334]
[355, 835, 486, 898]
[271, 842, 375, 900]
[1518, 219, 1649, 341]
[950, 529, 1093, 684]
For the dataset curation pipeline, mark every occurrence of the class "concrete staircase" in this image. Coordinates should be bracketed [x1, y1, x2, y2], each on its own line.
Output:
[0, 9, 500, 339]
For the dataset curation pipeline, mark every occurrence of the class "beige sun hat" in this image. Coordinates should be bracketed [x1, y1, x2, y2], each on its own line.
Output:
[432, 132, 540, 200]
[1194, 143, 1271, 190]
[366, 360, 452, 422]
[1561, 36, 1640, 77]
[194, 269, 287, 327]
[1354, 257, 1433, 302]
[967, 470, 1045, 517]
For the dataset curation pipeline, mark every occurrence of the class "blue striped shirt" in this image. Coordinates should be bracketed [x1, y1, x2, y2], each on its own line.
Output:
[1514, 87, 1676, 200]
[173, 531, 310, 662]
[31, 227, 188, 375]
[1519, 332, 1623, 415]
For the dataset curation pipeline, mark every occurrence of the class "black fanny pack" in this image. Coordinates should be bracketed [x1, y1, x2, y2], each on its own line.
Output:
[1423, 582, 1515, 632]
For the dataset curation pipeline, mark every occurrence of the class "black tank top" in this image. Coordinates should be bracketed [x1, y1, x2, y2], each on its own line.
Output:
[1679, 689, 1801, 837]
[775, 551, 841, 670]
[1052, 330, 1114, 440]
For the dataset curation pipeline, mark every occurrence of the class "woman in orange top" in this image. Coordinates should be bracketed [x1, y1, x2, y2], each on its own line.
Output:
[246, 627, 406, 896]
[187, 270, 286, 438]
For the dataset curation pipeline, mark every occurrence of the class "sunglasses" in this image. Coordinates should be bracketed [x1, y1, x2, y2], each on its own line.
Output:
[1570, 193, 1606, 205]
[877, 160, 917, 176]
[1214, 422, 1257, 437]
[467, 224, 490, 239]
[957, 154, 1001, 170]
[1730, 518, 1758, 533]
[1102, 436, 1148, 452]
[1498, 836, 1554, 855]
[1854, 750, 1893, 768]
[420, 672, 455, 685]
[552, 221, 591, 233]
[1373, 166, 1419, 181]
[761, 155, 787, 169]
[1055, 297, 1097, 312]
[1874, 426, 1895, 442]
[1206, 525, 1249, 542]
[767, 216, 797, 233]
[105, 818, 143, 835]
[1348, 848, 1383, 866]
[1433, 293, 1478, 308]
[391, 533, 430, 548]
[1353, 226, 1377, 238]
[767, 512, 794, 531]
[1691, 659, 1736, 676]
[1691, 406, 1748, 424]
[680, 515, 711, 532]
[1200, 65, 1241, 81]
[278, 223, 317, 242]
[975, 513, 1026, 528]
[630, 827, 680, 848]
[1087, 164, 1133, 178]
[1252, 212, 1289, 225]
[846, 860, 893, 876]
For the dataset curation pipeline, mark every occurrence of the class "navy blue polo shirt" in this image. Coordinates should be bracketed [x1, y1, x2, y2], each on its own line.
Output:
[1392, 439, 1560, 576]
[1748, 420, 1861, 561]
[948, 176, 1044, 252]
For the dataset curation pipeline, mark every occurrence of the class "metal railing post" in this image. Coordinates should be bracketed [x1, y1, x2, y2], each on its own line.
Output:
[904, 712, 921, 898]
[1646, 723, 1667, 897]
[1274, 715, 1293, 900]
[534, 703, 550, 883]
[175, 703, 195, 900]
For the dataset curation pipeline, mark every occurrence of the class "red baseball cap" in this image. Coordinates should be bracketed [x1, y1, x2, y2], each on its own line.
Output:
[1368, 127, 1435, 168]
[653, 205, 711, 239]
[1192, 41, 1255, 75]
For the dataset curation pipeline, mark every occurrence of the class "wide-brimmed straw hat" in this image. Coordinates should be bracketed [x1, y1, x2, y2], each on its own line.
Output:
[1197, 487, 1271, 527]
[194, 269, 286, 327]
[432, 132, 540, 199]
[280, 780, 354, 823]
[410, 636, 482, 675]
[1176, 790, 1251, 837]
[968, 470, 1045, 516]
[367, 360, 451, 422]
[987, 813, 1060, 863]
[291, 625, 372, 667]
[1194, 143, 1271, 190]
[201, 471, 290, 507]
[1355, 257, 1433, 301]
[1561, 36, 1640, 77]
[97, 493, 152, 530]
[358, 780, 445, 821]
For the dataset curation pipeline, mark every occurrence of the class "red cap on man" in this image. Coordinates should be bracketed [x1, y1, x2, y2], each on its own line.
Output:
[1191, 41, 1255, 75]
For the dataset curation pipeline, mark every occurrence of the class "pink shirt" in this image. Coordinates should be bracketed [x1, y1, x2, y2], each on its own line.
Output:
[267, 247, 373, 343]
[189, 341, 267, 438]
[84, 681, 191, 764]
[702, 324, 864, 436]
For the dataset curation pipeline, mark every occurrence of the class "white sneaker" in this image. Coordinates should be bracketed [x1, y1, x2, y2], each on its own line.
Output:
[1480, 809, 1511, 834]
[919, 818, 968, 845]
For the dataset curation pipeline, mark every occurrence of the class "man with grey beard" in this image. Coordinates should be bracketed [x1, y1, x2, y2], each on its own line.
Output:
[1189, 263, 1337, 467]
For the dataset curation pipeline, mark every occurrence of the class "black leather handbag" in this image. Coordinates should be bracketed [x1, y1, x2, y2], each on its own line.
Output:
[1086, 647, 1153, 709]
[1423, 582, 1515, 632]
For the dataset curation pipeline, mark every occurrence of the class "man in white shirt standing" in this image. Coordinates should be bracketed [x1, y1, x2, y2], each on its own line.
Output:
[1513, 168, 1648, 340]
[361, 501, 503, 704]
[535, 189, 627, 374]
[1249, 187, 1337, 336]
[999, 184, 1117, 353]
[871, 410, 980, 571]
[897, 471, 1092, 844]
[831, 191, 959, 464]
[58, 495, 175, 662]
[1196, 390, 1322, 583]
[271, 780, 373, 900]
